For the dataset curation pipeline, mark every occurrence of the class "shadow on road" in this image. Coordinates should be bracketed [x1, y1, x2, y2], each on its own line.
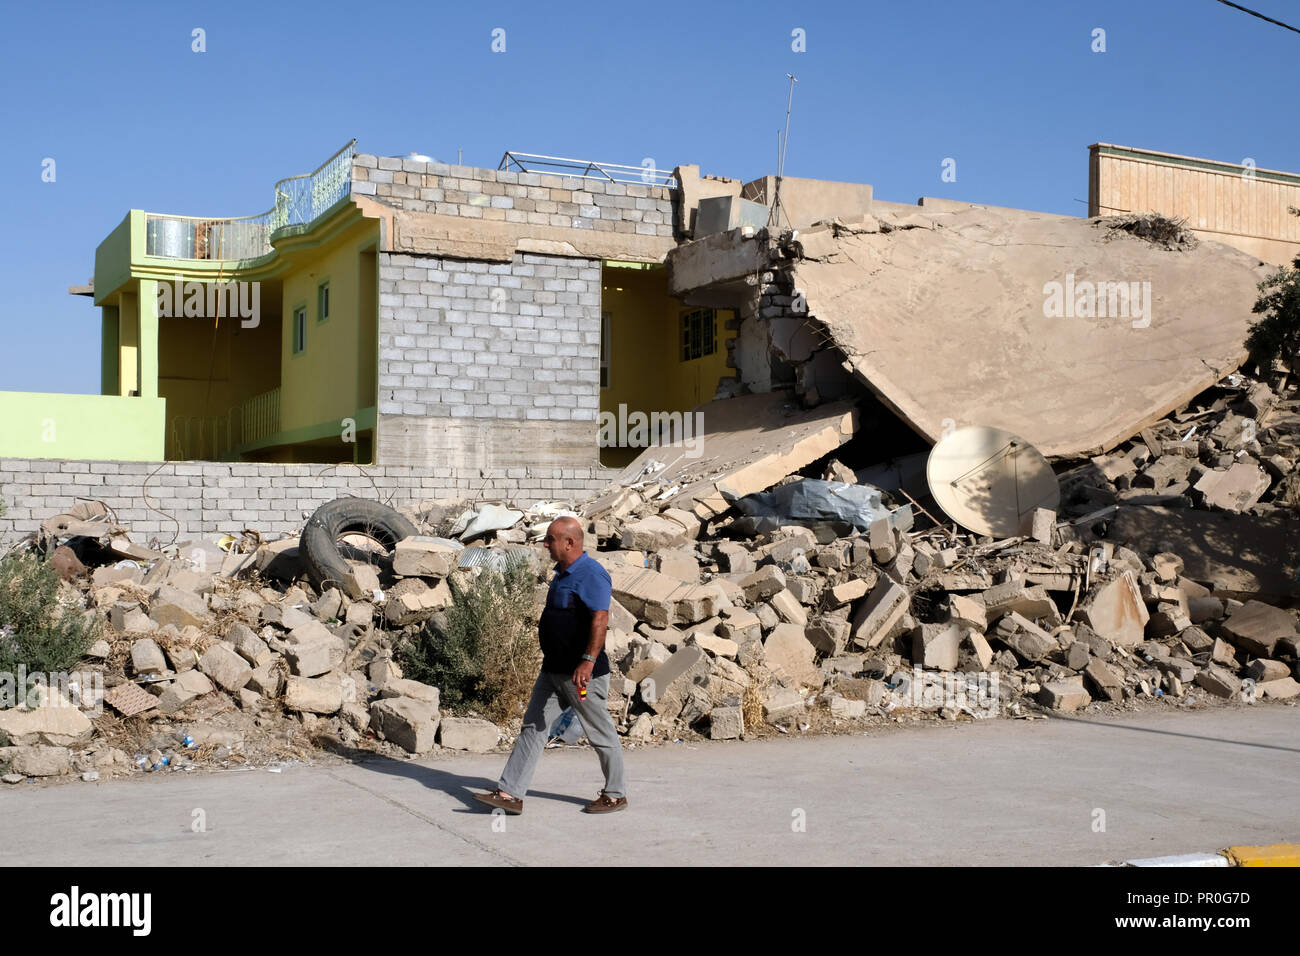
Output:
[1045, 712, 1300, 754]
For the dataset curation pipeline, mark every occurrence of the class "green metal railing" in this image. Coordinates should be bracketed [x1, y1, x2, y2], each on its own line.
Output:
[145, 140, 356, 261]
[166, 386, 281, 460]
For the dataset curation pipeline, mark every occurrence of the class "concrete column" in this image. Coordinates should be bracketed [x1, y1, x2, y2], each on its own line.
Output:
[137, 279, 159, 399]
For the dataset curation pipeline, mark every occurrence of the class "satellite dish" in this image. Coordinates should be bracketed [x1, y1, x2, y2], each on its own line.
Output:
[926, 426, 1059, 538]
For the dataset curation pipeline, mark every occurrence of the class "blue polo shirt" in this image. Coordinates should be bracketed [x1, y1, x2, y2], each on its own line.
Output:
[539, 552, 612, 677]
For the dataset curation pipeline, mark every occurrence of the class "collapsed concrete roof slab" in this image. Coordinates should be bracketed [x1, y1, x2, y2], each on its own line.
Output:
[1107, 505, 1300, 601]
[605, 392, 859, 519]
[790, 209, 1275, 457]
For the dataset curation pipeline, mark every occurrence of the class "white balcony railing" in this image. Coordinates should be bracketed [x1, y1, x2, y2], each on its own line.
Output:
[145, 141, 356, 261]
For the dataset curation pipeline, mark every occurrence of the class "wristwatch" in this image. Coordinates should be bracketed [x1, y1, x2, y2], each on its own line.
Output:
[581, 654, 597, 663]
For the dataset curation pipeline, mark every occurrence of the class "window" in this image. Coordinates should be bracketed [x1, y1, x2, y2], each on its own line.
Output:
[680, 308, 716, 362]
[293, 306, 306, 354]
[317, 281, 330, 322]
[600, 312, 611, 388]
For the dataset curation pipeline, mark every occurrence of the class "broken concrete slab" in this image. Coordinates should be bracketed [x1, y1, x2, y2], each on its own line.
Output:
[1038, 678, 1090, 712]
[605, 392, 858, 520]
[849, 578, 910, 649]
[284, 675, 344, 715]
[437, 717, 499, 752]
[792, 206, 1272, 457]
[1076, 571, 1149, 647]
[912, 623, 964, 672]
[1220, 601, 1297, 657]
[198, 644, 253, 693]
[762, 623, 822, 689]
[370, 697, 439, 753]
[639, 645, 709, 717]
[0, 704, 93, 747]
[1193, 462, 1271, 513]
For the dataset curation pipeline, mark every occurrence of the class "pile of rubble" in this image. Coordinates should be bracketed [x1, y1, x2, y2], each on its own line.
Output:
[2, 365, 1298, 786]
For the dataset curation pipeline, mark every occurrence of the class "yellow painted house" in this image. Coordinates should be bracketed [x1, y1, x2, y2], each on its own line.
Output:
[2, 142, 736, 466]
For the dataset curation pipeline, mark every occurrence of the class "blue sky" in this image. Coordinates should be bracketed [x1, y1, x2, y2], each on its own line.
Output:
[1, 0, 1296, 394]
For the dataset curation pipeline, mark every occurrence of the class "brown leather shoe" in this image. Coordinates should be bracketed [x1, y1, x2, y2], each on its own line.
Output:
[583, 790, 628, 814]
[473, 789, 523, 814]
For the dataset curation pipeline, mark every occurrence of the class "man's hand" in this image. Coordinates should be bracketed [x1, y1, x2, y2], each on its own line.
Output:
[572, 659, 595, 695]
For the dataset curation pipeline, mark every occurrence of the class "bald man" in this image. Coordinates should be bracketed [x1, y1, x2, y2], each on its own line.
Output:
[473, 516, 628, 814]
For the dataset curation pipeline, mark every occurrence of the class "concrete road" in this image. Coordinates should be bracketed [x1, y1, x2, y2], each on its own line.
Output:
[2, 706, 1297, 866]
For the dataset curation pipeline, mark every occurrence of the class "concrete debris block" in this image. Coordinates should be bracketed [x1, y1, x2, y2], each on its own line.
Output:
[164, 643, 198, 673]
[678, 685, 714, 726]
[1140, 456, 1195, 490]
[912, 623, 964, 672]
[10, 745, 73, 777]
[370, 697, 439, 753]
[655, 549, 701, 583]
[1178, 626, 1214, 653]
[1220, 601, 1296, 657]
[639, 645, 709, 717]
[156, 683, 198, 715]
[345, 601, 374, 627]
[368, 657, 403, 688]
[246, 662, 284, 698]
[964, 630, 994, 670]
[392, 537, 458, 578]
[226, 623, 274, 667]
[1092, 454, 1137, 481]
[620, 514, 692, 552]
[1072, 622, 1111, 658]
[174, 669, 215, 696]
[1258, 677, 1300, 700]
[1028, 508, 1056, 544]
[283, 623, 347, 678]
[437, 716, 500, 752]
[661, 508, 702, 538]
[762, 623, 822, 689]
[198, 643, 254, 693]
[609, 565, 721, 628]
[283, 675, 344, 715]
[850, 578, 910, 649]
[0, 705, 93, 747]
[1244, 659, 1291, 682]
[883, 540, 915, 585]
[1187, 596, 1225, 624]
[1210, 638, 1238, 668]
[1084, 659, 1125, 701]
[717, 606, 762, 643]
[829, 696, 867, 719]
[691, 632, 740, 660]
[342, 564, 382, 600]
[1151, 552, 1183, 583]
[786, 576, 819, 606]
[994, 612, 1058, 664]
[1195, 664, 1240, 699]
[384, 579, 452, 626]
[868, 517, 897, 563]
[769, 589, 808, 626]
[1154, 657, 1197, 683]
[740, 565, 787, 603]
[763, 686, 805, 724]
[947, 594, 987, 631]
[707, 657, 750, 700]
[1038, 678, 1090, 712]
[827, 578, 870, 607]
[1193, 462, 1271, 513]
[1077, 571, 1149, 647]
[129, 638, 168, 677]
[608, 597, 638, 634]
[238, 688, 263, 711]
[716, 542, 756, 574]
[626, 712, 654, 740]
[708, 705, 744, 739]
[1147, 603, 1193, 640]
[312, 588, 345, 621]
[149, 585, 209, 629]
[805, 615, 851, 656]
[1065, 641, 1091, 670]
[981, 581, 1060, 626]
[377, 678, 441, 709]
[274, 604, 315, 631]
[837, 676, 887, 705]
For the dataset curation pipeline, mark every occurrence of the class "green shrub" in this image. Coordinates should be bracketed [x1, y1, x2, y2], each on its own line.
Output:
[1246, 253, 1300, 368]
[0, 552, 100, 677]
[397, 563, 540, 722]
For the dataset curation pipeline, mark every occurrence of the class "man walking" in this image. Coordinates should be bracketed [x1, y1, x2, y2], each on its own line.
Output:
[473, 516, 628, 814]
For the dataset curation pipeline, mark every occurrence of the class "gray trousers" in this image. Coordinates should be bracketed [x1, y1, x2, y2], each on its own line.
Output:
[498, 670, 627, 799]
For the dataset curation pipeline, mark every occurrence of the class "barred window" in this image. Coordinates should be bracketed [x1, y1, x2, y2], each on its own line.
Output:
[680, 309, 716, 362]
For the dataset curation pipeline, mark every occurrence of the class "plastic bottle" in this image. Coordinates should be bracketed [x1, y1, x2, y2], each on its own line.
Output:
[134, 752, 149, 771]
[182, 735, 197, 750]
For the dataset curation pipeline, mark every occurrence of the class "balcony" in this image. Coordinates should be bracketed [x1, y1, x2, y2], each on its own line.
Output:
[144, 141, 356, 261]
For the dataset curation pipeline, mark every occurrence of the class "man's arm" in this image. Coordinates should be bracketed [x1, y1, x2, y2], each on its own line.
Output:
[572, 610, 608, 691]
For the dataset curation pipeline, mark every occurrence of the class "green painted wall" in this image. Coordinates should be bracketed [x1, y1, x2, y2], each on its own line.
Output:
[0, 393, 165, 460]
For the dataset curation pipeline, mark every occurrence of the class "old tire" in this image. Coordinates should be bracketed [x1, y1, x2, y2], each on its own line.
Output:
[299, 497, 418, 595]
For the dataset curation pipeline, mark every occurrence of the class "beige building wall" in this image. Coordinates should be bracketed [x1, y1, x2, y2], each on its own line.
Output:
[1090, 143, 1300, 265]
